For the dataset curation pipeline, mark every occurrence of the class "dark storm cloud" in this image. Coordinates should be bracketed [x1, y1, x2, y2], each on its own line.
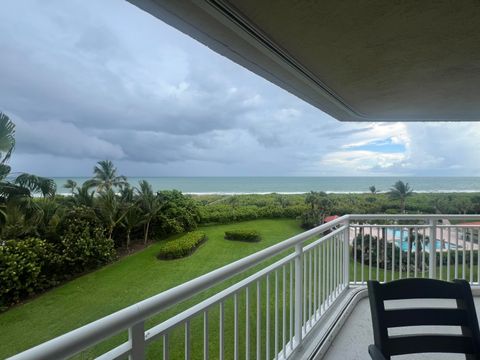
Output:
[3, 0, 460, 177]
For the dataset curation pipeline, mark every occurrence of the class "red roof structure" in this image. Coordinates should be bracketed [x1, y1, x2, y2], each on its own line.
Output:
[324, 215, 339, 223]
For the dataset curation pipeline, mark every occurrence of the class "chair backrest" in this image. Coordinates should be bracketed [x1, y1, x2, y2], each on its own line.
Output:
[368, 278, 480, 359]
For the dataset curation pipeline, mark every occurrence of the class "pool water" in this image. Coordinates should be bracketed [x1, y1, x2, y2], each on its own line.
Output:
[386, 229, 460, 252]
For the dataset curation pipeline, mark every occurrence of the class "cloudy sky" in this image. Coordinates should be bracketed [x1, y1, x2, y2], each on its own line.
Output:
[1, 0, 478, 177]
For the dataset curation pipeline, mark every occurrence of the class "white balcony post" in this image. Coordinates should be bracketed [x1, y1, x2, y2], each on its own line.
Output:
[129, 321, 145, 360]
[429, 219, 436, 279]
[343, 222, 350, 287]
[294, 243, 304, 347]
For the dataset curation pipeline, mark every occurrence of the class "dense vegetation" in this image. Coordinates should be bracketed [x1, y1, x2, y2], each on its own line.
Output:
[196, 190, 480, 227]
[224, 229, 261, 242]
[0, 113, 200, 308]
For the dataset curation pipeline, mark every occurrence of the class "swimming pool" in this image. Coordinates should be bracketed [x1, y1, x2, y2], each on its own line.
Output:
[387, 229, 460, 252]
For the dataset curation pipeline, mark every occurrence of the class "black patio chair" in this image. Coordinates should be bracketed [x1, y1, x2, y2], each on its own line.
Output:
[367, 278, 480, 360]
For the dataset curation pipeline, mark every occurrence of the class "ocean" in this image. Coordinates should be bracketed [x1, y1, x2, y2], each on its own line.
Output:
[51, 177, 480, 195]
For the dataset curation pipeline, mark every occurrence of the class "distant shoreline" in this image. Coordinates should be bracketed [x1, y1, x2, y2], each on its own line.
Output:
[50, 176, 480, 195]
[52, 190, 480, 196]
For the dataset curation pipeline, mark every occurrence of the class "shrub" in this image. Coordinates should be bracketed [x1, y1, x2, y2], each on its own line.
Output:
[61, 225, 115, 273]
[0, 238, 62, 308]
[224, 229, 261, 242]
[59, 206, 115, 273]
[157, 231, 207, 260]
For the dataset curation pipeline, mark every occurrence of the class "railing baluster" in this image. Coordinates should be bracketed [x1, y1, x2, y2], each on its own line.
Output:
[266, 274, 270, 360]
[246, 287, 250, 360]
[129, 321, 145, 360]
[204, 311, 209, 360]
[384, 227, 387, 282]
[361, 228, 365, 283]
[463, 227, 467, 280]
[369, 226, 373, 281]
[234, 294, 238, 360]
[256, 281, 261, 360]
[219, 302, 224, 360]
[399, 227, 403, 280]
[336, 235, 339, 292]
[414, 227, 418, 278]
[185, 320, 190, 360]
[353, 226, 357, 284]
[294, 243, 303, 348]
[447, 226, 451, 281]
[275, 270, 279, 359]
[455, 227, 459, 279]
[163, 333, 169, 360]
[289, 261, 293, 351]
[392, 227, 395, 281]
[322, 241, 326, 312]
[477, 229, 480, 285]
[282, 265, 286, 358]
[439, 227, 444, 280]
[313, 245, 317, 319]
[344, 225, 350, 288]
[376, 227, 380, 281]
[422, 228, 426, 278]
[470, 228, 474, 284]
[406, 227, 410, 278]
[338, 234, 341, 292]
[308, 250, 312, 326]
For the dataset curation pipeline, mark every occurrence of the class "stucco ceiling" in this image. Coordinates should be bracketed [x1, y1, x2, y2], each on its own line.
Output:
[129, 0, 480, 122]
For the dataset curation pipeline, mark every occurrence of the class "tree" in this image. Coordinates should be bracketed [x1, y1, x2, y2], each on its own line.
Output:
[63, 179, 77, 195]
[136, 180, 162, 244]
[95, 189, 128, 240]
[369, 185, 377, 194]
[301, 191, 333, 229]
[0, 112, 15, 164]
[389, 180, 413, 213]
[72, 183, 95, 207]
[85, 160, 127, 191]
[121, 203, 143, 249]
[14, 173, 56, 198]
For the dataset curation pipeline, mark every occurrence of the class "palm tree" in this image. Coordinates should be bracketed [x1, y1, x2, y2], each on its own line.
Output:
[0, 112, 15, 164]
[85, 160, 127, 191]
[72, 183, 95, 207]
[389, 180, 413, 213]
[95, 189, 129, 240]
[63, 179, 77, 195]
[14, 173, 56, 198]
[369, 185, 377, 194]
[136, 180, 162, 244]
[122, 203, 144, 249]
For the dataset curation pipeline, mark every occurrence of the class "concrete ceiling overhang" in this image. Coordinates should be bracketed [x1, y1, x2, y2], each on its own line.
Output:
[128, 0, 480, 122]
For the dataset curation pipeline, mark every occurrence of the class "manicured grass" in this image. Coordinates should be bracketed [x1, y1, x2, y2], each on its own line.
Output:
[0, 219, 303, 359]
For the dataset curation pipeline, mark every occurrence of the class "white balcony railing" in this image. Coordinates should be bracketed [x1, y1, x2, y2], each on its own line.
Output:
[9, 214, 480, 360]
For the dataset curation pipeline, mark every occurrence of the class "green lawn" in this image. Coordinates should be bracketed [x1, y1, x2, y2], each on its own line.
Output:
[0, 219, 304, 359]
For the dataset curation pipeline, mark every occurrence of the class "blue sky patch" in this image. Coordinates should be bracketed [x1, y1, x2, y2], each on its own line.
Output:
[347, 138, 405, 153]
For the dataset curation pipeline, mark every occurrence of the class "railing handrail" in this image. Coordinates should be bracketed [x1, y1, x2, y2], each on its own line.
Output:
[9, 215, 349, 360]
[349, 214, 480, 221]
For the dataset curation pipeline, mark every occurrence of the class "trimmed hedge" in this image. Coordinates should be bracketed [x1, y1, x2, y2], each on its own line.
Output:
[224, 229, 261, 242]
[157, 231, 207, 260]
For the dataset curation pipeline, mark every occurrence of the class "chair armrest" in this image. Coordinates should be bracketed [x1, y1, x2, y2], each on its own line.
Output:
[368, 344, 387, 360]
